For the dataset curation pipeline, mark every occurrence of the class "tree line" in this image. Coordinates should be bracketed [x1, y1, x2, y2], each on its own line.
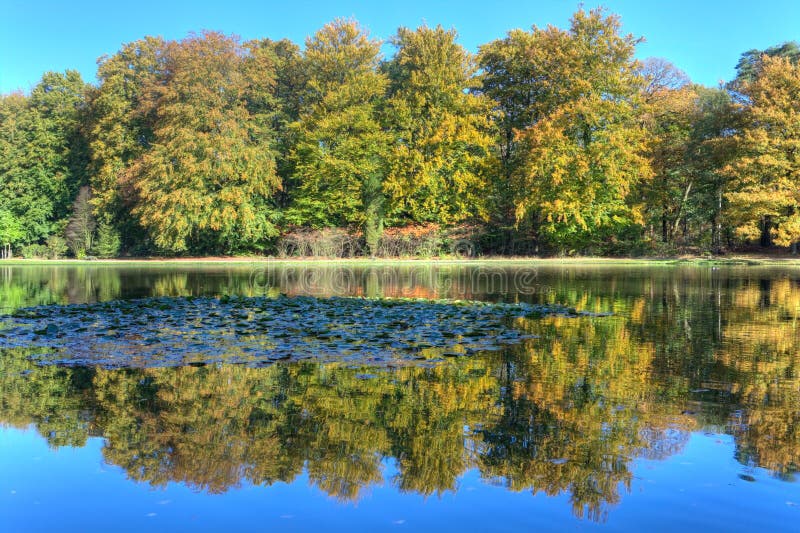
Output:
[1, 8, 799, 257]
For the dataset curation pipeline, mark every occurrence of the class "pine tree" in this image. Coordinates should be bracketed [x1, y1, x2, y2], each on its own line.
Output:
[93, 222, 122, 258]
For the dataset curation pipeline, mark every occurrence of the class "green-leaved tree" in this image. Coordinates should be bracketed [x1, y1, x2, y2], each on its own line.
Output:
[289, 19, 392, 255]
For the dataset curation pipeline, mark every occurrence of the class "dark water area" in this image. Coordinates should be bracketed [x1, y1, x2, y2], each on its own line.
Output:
[1, 263, 799, 531]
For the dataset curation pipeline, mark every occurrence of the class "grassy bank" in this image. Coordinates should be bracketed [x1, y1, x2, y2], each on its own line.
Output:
[2, 255, 800, 267]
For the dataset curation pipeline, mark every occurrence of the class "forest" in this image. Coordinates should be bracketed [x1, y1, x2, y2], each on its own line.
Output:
[1, 7, 799, 258]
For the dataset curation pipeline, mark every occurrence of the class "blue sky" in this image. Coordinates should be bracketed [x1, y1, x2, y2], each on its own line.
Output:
[1, 0, 799, 93]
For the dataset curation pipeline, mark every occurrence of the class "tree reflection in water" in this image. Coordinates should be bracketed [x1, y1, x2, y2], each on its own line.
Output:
[1, 265, 799, 522]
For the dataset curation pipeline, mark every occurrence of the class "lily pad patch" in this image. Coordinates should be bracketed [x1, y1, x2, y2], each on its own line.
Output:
[0, 295, 583, 368]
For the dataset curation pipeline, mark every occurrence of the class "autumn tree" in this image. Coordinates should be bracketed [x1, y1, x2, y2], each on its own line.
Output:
[288, 19, 392, 255]
[636, 60, 738, 249]
[246, 38, 308, 209]
[87, 36, 168, 249]
[508, 9, 651, 251]
[128, 32, 282, 253]
[725, 55, 800, 251]
[686, 87, 739, 251]
[477, 29, 541, 225]
[7, 13, 796, 257]
[639, 58, 695, 246]
[383, 25, 493, 225]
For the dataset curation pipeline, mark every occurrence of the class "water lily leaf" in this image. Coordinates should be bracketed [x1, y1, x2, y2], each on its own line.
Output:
[0, 295, 589, 368]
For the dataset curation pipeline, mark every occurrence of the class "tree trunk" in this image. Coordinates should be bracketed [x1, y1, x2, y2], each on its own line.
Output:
[712, 187, 723, 253]
[760, 216, 773, 247]
[672, 181, 693, 241]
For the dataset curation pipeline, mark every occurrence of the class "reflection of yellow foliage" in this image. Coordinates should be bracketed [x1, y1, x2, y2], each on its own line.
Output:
[629, 297, 646, 325]
[6, 269, 800, 521]
[483, 314, 695, 521]
[717, 278, 800, 476]
[0, 335, 698, 520]
[152, 274, 189, 296]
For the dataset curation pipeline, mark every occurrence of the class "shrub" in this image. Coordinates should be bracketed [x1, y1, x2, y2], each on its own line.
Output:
[45, 235, 68, 259]
[377, 224, 482, 258]
[277, 228, 363, 258]
[377, 225, 443, 257]
[93, 222, 122, 258]
[274, 225, 485, 258]
[20, 244, 48, 259]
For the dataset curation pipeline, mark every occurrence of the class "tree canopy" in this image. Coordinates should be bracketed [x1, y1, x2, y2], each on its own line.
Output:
[725, 55, 800, 249]
[384, 24, 493, 225]
[508, 9, 651, 250]
[2, 8, 800, 257]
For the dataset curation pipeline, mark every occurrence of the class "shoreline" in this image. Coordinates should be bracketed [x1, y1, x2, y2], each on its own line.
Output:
[2, 255, 800, 266]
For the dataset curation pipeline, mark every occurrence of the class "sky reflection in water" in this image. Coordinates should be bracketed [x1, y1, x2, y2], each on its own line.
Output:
[1, 263, 799, 531]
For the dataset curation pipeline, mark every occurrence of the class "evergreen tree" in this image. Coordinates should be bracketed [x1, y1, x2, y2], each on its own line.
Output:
[0, 71, 89, 245]
[93, 222, 122, 258]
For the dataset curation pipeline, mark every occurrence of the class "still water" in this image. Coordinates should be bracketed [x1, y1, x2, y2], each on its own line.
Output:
[1, 262, 799, 531]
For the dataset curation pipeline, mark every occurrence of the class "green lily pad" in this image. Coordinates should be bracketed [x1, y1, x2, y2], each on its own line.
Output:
[0, 295, 590, 368]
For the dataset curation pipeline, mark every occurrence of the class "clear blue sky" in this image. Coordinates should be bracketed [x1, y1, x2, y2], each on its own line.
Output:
[2, 0, 799, 93]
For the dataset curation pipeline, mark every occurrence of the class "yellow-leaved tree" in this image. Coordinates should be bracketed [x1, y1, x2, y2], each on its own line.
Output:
[288, 19, 392, 256]
[507, 9, 652, 252]
[725, 55, 800, 251]
[128, 32, 281, 253]
[383, 25, 493, 225]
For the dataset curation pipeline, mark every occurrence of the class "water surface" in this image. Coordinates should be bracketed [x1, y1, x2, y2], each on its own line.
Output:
[1, 263, 799, 531]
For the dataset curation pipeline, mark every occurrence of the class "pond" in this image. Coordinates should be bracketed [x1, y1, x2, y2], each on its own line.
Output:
[1, 262, 799, 531]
